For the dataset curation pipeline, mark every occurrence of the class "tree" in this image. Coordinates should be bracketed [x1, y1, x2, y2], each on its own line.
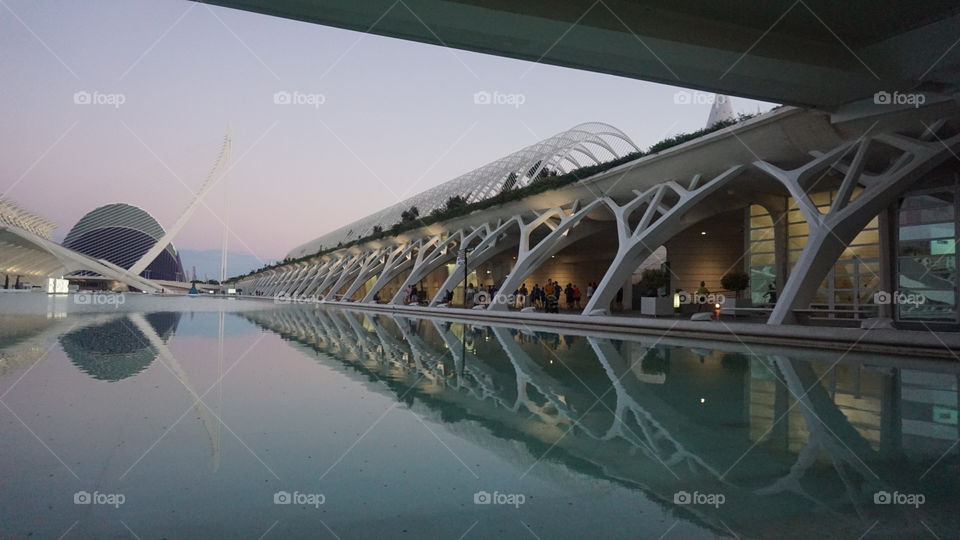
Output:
[639, 268, 669, 296]
[400, 206, 420, 222]
[444, 195, 467, 211]
[721, 271, 750, 299]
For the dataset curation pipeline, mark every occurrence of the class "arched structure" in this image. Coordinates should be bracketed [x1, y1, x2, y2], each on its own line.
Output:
[238, 106, 960, 328]
[63, 203, 187, 282]
[286, 122, 639, 258]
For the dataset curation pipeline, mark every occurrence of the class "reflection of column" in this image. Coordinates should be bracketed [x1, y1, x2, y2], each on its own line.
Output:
[879, 368, 902, 459]
[769, 376, 790, 452]
[128, 313, 221, 472]
[878, 207, 895, 320]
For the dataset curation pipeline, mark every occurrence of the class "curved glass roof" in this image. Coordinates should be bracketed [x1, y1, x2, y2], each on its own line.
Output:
[288, 122, 639, 258]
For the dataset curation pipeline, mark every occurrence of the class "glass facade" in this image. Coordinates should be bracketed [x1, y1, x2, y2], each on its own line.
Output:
[897, 189, 958, 322]
[747, 205, 776, 305]
[748, 190, 882, 317]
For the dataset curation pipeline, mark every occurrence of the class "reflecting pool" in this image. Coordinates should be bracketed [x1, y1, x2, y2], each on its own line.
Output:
[0, 295, 957, 539]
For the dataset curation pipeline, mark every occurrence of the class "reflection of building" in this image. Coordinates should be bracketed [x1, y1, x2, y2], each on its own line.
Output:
[247, 307, 960, 539]
[60, 312, 181, 381]
[63, 204, 186, 282]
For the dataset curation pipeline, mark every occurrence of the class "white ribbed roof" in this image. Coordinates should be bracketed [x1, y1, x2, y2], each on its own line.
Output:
[288, 122, 639, 258]
[0, 197, 57, 239]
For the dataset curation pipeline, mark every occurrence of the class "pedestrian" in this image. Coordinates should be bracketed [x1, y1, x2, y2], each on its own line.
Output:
[564, 283, 574, 310]
[573, 284, 581, 309]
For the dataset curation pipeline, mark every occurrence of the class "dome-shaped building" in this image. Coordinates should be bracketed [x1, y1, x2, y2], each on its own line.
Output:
[62, 203, 186, 281]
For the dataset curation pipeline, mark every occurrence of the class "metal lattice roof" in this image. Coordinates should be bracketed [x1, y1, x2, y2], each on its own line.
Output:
[0, 197, 57, 239]
[288, 122, 639, 258]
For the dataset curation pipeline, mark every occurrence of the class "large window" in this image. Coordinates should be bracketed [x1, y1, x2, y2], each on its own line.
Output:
[789, 191, 881, 317]
[748, 205, 777, 305]
[897, 189, 957, 322]
[748, 191, 882, 317]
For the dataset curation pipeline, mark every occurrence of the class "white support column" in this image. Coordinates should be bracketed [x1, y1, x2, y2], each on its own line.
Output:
[760, 130, 960, 324]
[360, 242, 418, 303]
[488, 200, 606, 311]
[318, 253, 364, 300]
[290, 260, 325, 297]
[387, 234, 453, 304]
[300, 259, 336, 298]
[428, 220, 520, 306]
[584, 165, 745, 314]
[323, 250, 377, 301]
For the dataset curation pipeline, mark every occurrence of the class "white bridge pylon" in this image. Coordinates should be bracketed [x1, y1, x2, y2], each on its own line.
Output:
[127, 129, 233, 278]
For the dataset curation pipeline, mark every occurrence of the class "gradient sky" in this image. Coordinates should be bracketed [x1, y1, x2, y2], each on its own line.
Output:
[0, 0, 777, 266]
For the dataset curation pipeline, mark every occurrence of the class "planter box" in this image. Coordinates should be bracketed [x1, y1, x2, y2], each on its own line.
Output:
[641, 296, 674, 317]
[721, 297, 752, 314]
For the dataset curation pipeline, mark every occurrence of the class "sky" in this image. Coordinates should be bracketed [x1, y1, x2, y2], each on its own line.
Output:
[0, 0, 777, 271]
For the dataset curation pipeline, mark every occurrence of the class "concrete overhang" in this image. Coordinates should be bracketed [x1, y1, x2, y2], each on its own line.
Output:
[198, 0, 960, 111]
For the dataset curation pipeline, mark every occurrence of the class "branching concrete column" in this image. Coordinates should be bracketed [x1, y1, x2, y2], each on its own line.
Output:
[428, 220, 520, 306]
[488, 200, 606, 311]
[759, 130, 960, 324]
[389, 234, 458, 304]
[584, 165, 745, 314]
[321, 252, 368, 300]
[360, 242, 418, 302]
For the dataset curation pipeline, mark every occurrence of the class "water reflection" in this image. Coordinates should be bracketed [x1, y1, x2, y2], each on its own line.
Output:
[245, 306, 959, 538]
[60, 312, 180, 381]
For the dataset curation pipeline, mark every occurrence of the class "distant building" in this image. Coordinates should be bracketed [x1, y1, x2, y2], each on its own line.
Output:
[62, 203, 186, 281]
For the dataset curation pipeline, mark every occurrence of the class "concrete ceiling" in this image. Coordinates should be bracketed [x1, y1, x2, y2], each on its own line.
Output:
[197, 0, 960, 110]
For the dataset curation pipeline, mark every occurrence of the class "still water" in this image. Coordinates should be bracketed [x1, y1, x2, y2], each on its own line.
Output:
[0, 294, 957, 539]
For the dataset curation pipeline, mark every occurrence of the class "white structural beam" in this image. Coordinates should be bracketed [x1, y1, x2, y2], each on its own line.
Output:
[583, 165, 746, 314]
[758, 129, 960, 324]
[128, 129, 232, 277]
[427, 219, 520, 306]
